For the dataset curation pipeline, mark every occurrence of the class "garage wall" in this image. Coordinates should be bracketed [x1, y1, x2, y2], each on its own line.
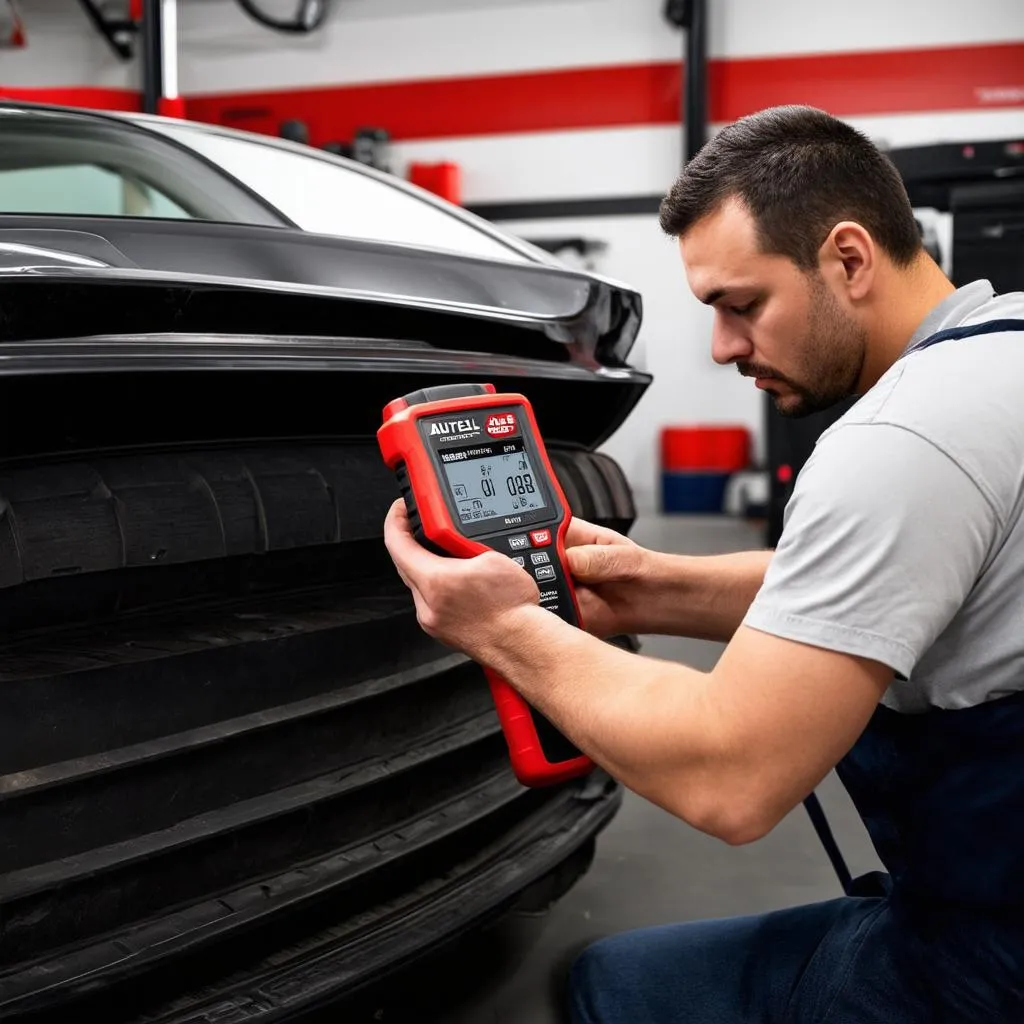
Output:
[0, 0, 138, 94]
[175, 0, 1022, 508]
[174, 0, 1020, 89]
[174, 2, 1024, 194]
[3, 0, 1023, 509]
[495, 111, 1024, 501]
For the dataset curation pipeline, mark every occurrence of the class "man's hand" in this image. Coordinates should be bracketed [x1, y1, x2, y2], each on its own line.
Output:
[384, 503, 893, 845]
[563, 518, 648, 638]
[383, 499, 541, 660]
[569, 518, 774, 643]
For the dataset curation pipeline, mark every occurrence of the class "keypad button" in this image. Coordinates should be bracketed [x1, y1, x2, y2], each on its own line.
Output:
[511, 555, 526, 567]
[529, 529, 552, 547]
[530, 551, 551, 565]
[508, 534, 529, 551]
[534, 565, 556, 581]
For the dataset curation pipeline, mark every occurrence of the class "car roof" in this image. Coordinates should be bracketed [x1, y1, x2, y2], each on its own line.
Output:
[128, 112, 557, 266]
[0, 100, 553, 267]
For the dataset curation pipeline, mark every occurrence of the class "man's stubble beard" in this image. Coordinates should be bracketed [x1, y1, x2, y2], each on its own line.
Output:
[771, 274, 868, 419]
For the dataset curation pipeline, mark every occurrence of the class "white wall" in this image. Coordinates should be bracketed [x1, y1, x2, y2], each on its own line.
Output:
[172, 0, 1021, 90]
[0, 0, 138, 89]
[178, 0, 1023, 514]
[11, 0, 1019, 99]
[176, 0, 676, 91]
[502, 213, 726, 511]
[4, 0, 1023, 510]
[388, 109, 1024, 207]
[493, 108, 1024, 511]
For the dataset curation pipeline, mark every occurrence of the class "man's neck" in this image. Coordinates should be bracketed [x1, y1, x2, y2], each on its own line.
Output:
[858, 255, 957, 391]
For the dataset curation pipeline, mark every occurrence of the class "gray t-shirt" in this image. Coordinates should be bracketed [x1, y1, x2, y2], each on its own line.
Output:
[744, 279, 1024, 712]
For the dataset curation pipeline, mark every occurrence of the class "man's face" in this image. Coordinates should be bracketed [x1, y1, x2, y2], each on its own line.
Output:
[680, 197, 867, 417]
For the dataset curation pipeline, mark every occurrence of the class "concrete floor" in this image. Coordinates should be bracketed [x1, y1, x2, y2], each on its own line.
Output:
[331, 516, 882, 1023]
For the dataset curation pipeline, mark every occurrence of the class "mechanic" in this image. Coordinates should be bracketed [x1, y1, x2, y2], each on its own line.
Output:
[383, 105, 1024, 1022]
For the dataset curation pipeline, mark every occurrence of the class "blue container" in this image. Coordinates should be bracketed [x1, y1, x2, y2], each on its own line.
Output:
[660, 471, 731, 514]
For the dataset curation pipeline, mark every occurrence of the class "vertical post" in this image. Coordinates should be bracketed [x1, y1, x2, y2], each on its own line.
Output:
[664, 0, 708, 164]
[159, 0, 182, 116]
[141, 0, 163, 115]
[683, 0, 707, 163]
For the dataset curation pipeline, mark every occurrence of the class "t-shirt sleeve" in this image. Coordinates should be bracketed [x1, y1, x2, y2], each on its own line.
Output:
[743, 422, 1000, 678]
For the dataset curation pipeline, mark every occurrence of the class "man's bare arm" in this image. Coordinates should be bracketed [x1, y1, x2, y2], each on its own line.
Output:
[482, 608, 890, 844]
[383, 502, 889, 845]
[625, 549, 773, 641]
[563, 519, 772, 643]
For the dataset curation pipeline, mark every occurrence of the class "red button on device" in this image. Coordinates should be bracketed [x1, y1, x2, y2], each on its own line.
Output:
[529, 529, 552, 547]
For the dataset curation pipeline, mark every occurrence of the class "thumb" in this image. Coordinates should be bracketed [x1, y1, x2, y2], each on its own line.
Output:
[567, 543, 635, 583]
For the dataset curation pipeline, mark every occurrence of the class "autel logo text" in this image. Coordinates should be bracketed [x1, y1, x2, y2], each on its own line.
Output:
[430, 418, 481, 436]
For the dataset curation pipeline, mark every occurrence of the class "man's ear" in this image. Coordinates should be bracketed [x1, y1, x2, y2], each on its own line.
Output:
[820, 221, 875, 301]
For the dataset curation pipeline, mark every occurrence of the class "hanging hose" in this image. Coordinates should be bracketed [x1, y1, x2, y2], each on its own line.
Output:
[235, 0, 329, 34]
[802, 792, 854, 895]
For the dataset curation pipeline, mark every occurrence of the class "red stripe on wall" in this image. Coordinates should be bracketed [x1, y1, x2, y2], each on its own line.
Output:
[3, 42, 1021, 142]
[715, 43, 1024, 120]
[183, 42, 1024, 145]
[185, 64, 679, 143]
[0, 86, 141, 112]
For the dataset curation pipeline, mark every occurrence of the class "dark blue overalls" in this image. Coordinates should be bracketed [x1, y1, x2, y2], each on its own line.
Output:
[835, 317, 1024, 1020]
[570, 319, 1024, 1024]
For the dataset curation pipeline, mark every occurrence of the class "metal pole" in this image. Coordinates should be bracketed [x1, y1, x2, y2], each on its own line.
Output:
[141, 0, 163, 115]
[683, 0, 707, 163]
[161, 0, 179, 114]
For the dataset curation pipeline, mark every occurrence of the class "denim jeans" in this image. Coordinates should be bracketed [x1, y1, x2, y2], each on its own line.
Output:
[567, 897, 939, 1023]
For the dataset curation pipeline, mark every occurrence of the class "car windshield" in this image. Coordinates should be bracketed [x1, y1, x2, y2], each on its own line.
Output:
[149, 121, 533, 263]
[0, 108, 285, 225]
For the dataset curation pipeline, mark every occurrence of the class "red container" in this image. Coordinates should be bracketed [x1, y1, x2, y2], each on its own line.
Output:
[408, 162, 462, 205]
[661, 426, 750, 472]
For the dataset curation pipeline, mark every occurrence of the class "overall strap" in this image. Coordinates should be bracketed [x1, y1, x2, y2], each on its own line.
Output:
[807, 313, 1024, 896]
[909, 318, 1024, 353]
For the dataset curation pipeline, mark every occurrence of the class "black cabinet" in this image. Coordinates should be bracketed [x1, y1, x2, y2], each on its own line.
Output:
[764, 398, 856, 547]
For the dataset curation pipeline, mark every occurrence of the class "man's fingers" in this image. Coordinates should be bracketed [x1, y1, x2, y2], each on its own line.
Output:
[567, 543, 608, 581]
[383, 498, 442, 587]
[565, 544, 590, 579]
[564, 516, 631, 550]
[566, 542, 637, 582]
[563, 517, 598, 548]
[565, 516, 623, 550]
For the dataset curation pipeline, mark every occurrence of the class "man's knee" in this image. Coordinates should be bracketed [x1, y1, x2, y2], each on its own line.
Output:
[565, 934, 641, 1024]
[566, 938, 608, 1024]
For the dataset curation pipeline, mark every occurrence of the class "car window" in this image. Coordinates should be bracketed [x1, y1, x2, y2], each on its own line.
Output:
[0, 164, 191, 218]
[0, 109, 285, 226]
[151, 123, 532, 263]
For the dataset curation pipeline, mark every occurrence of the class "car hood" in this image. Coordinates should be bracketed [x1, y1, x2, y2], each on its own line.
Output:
[0, 218, 643, 371]
[0, 218, 650, 460]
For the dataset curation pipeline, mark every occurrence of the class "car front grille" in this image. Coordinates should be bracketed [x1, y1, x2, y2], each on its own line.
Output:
[0, 440, 635, 1020]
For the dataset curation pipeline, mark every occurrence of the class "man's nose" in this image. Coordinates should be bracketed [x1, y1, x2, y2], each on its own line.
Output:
[710, 313, 753, 366]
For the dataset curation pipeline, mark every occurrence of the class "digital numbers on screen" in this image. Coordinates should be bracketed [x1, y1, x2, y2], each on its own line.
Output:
[506, 473, 536, 497]
[440, 439, 548, 523]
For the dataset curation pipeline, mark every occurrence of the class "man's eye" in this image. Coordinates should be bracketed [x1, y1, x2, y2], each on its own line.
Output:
[729, 302, 754, 316]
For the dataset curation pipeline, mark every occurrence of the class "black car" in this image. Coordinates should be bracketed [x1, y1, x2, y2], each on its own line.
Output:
[0, 102, 650, 1022]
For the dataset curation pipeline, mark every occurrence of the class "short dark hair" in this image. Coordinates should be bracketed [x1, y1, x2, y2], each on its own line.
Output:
[659, 106, 921, 270]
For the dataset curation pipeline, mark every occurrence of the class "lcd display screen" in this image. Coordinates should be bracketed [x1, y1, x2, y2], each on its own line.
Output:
[440, 439, 549, 523]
